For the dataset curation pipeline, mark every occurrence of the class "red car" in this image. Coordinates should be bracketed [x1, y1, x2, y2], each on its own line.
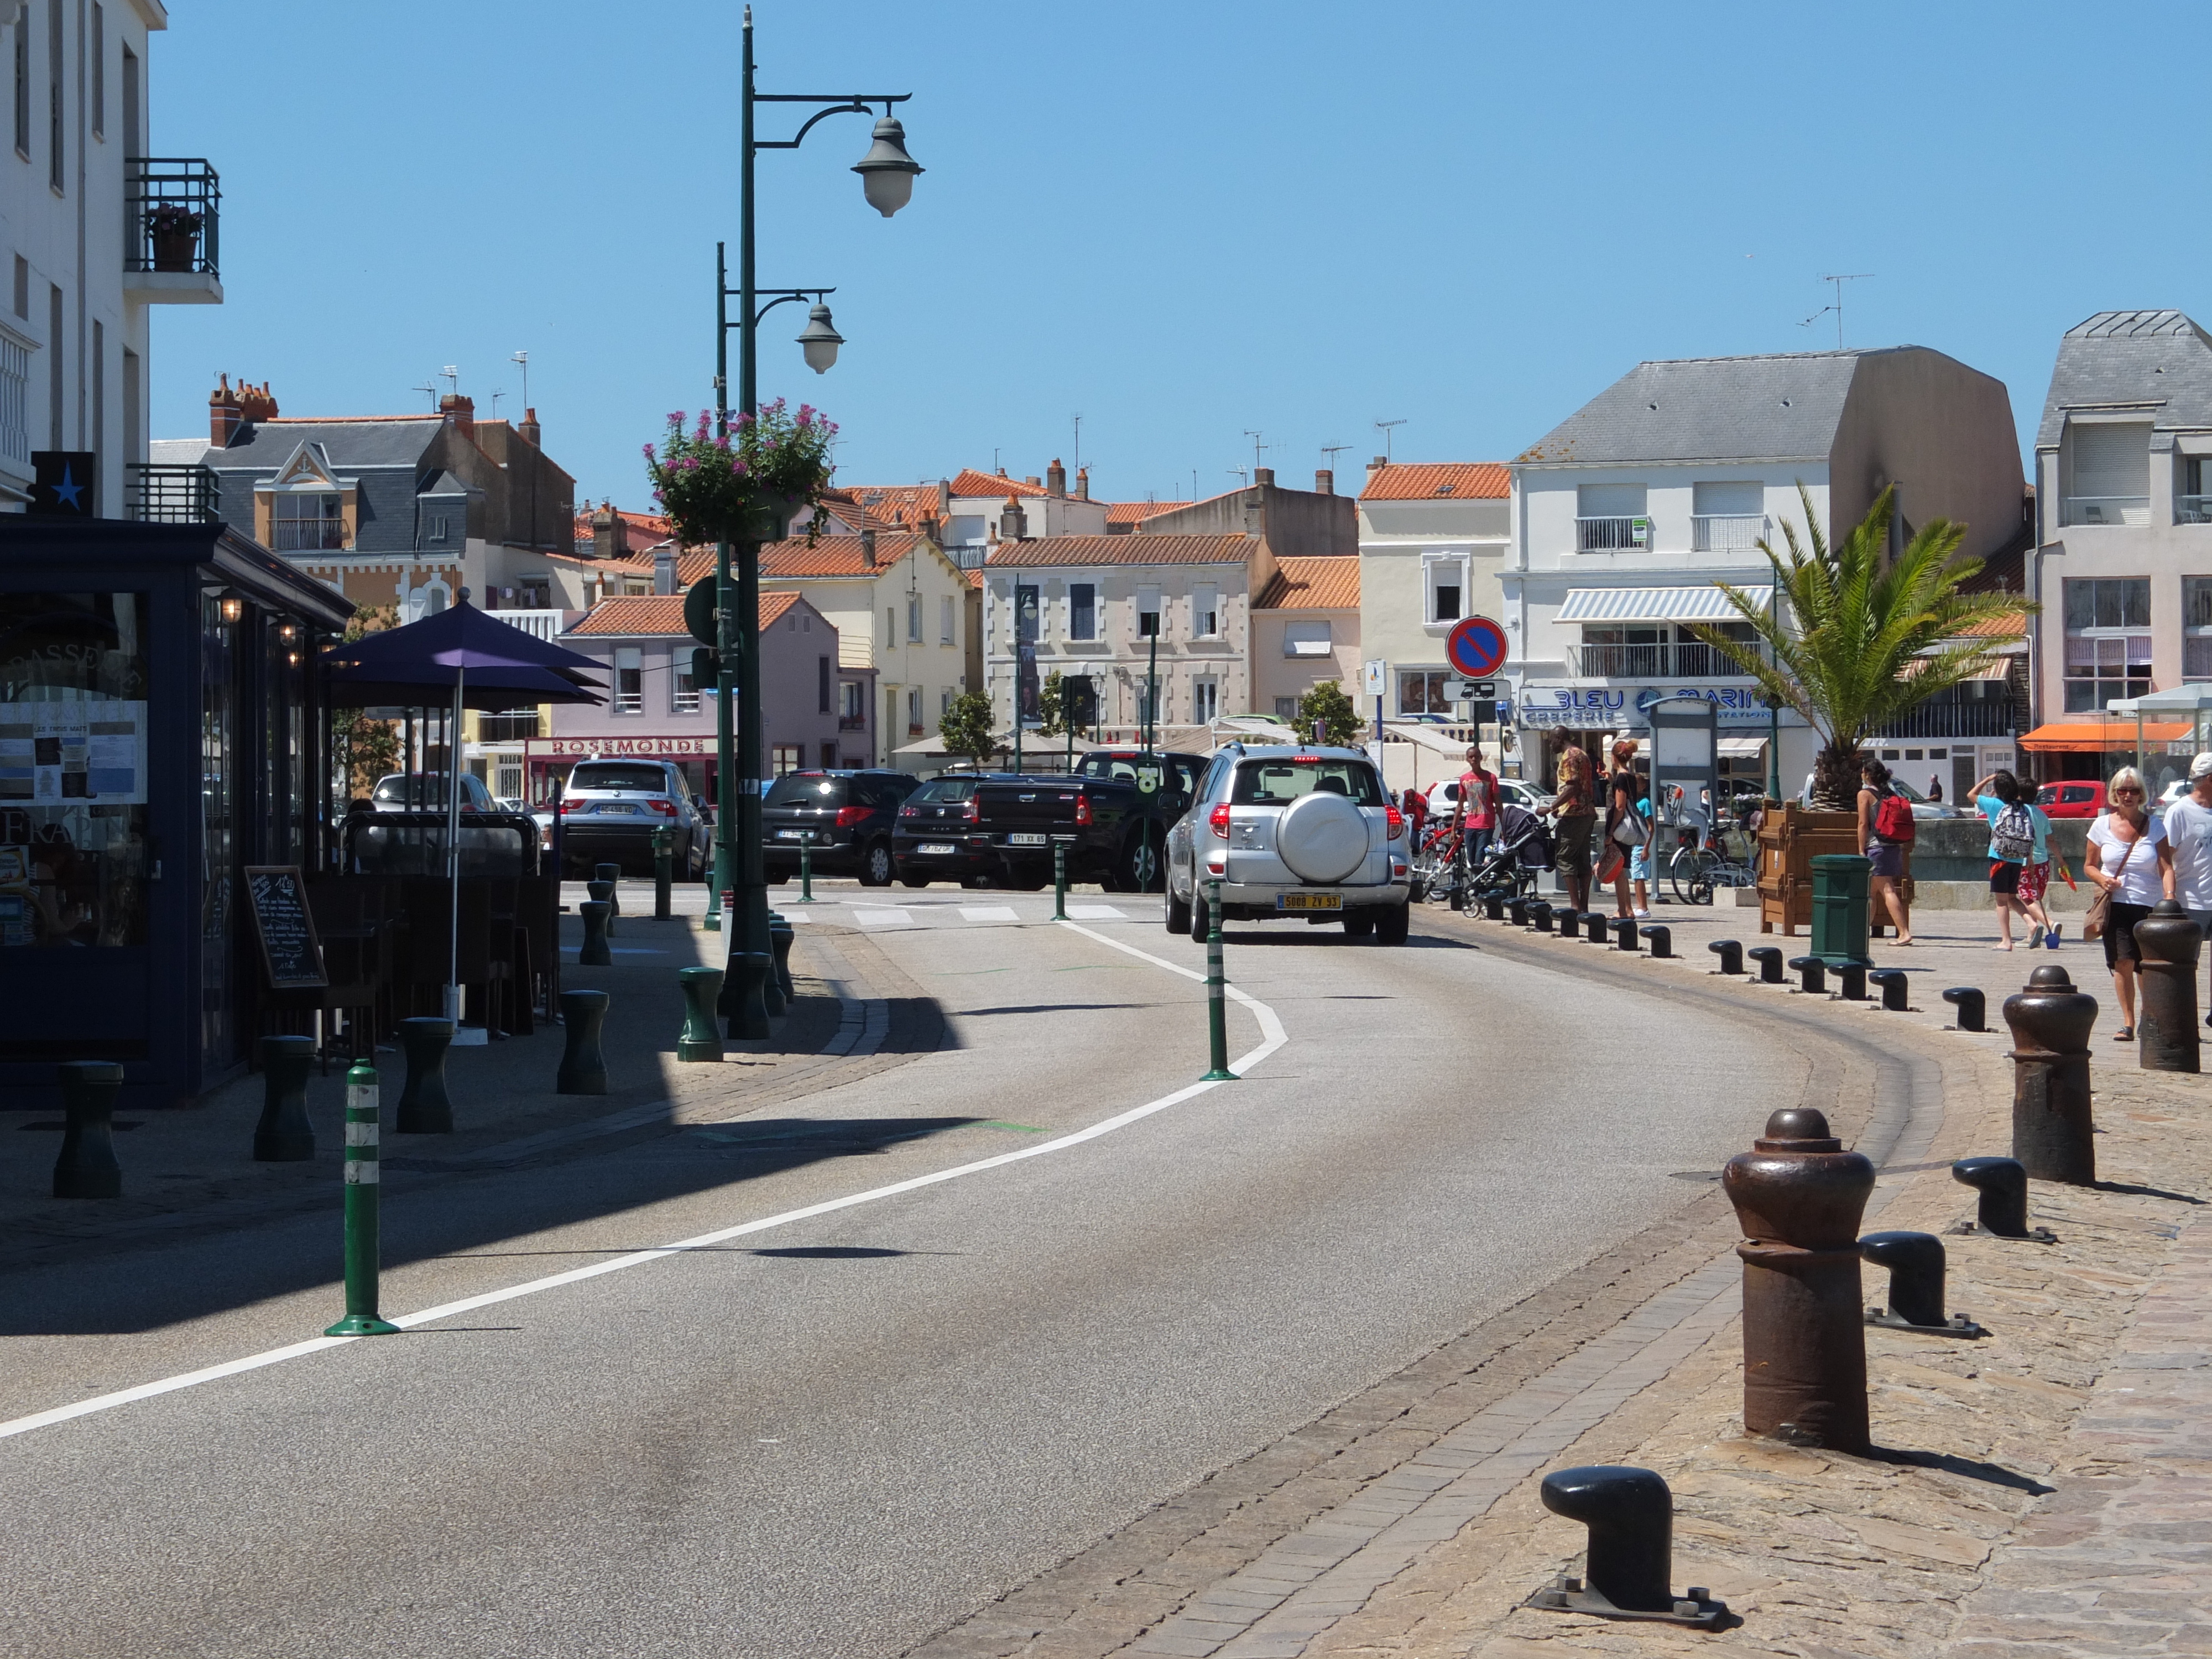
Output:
[2035, 781, 2106, 819]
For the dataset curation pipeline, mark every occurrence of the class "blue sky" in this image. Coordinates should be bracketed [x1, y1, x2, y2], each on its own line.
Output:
[151, 1, 2209, 513]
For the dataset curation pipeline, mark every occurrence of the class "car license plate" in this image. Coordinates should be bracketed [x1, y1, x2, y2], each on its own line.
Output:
[598, 803, 641, 815]
[775, 829, 806, 839]
[917, 842, 956, 855]
[1008, 832, 1048, 847]
[1276, 893, 1342, 912]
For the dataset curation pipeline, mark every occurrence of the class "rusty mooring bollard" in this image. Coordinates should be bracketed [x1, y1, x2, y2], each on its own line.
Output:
[1530, 900, 1554, 933]
[1952, 1155, 2057, 1242]
[1789, 955, 1827, 995]
[1708, 938, 1742, 975]
[1860, 1230, 1984, 1338]
[1834, 963, 1867, 1001]
[2133, 901, 2201, 1073]
[1524, 1466, 1728, 1629]
[1869, 968, 1909, 1011]
[1639, 924, 1671, 957]
[1723, 1107, 1875, 1453]
[2001, 964, 2098, 1183]
[1747, 945, 1783, 984]
[1943, 986, 1986, 1031]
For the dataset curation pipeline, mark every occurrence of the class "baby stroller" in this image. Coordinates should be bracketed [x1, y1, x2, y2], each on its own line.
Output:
[1464, 801, 1553, 902]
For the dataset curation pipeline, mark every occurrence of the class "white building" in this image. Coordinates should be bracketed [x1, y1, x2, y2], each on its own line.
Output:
[1506, 347, 2024, 791]
[0, 1, 209, 517]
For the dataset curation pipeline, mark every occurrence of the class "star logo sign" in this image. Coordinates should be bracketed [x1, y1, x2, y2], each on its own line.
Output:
[50, 465, 82, 510]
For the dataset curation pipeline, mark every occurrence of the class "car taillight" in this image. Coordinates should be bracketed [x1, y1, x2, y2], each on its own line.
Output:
[959, 799, 978, 822]
[1385, 803, 1405, 840]
[834, 805, 873, 828]
[899, 805, 918, 819]
[558, 799, 580, 815]
[1075, 795, 1093, 827]
[649, 797, 677, 817]
[1209, 803, 1231, 839]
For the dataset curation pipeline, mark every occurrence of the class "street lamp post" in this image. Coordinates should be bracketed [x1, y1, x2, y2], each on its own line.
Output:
[710, 6, 917, 1019]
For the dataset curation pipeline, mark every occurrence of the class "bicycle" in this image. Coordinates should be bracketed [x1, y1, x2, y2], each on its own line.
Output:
[1667, 819, 1756, 906]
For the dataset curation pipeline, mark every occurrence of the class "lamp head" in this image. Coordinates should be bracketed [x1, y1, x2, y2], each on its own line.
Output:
[852, 114, 922, 217]
[797, 303, 844, 375]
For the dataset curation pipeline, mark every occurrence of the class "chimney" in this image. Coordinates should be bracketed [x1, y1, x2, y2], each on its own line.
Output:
[1024, 475, 1041, 487]
[519, 406, 541, 447]
[1253, 466, 1275, 488]
[591, 499, 617, 561]
[935, 477, 951, 519]
[1074, 466, 1090, 500]
[860, 528, 877, 566]
[653, 544, 677, 595]
[1046, 457, 1067, 498]
[1000, 493, 1027, 542]
[209, 373, 242, 446]
[440, 392, 476, 440]
[1369, 455, 1389, 473]
[1314, 468, 1334, 495]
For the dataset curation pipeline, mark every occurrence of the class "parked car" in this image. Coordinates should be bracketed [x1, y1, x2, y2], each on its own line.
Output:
[2036, 781, 2106, 820]
[762, 769, 922, 886]
[1888, 778, 1961, 820]
[371, 771, 497, 811]
[554, 758, 711, 879]
[1164, 744, 1411, 944]
[966, 772, 1157, 890]
[1422, 775, 1554, 820]
[890, 775, 1000, 887]
[1071, 748, 1207, 887]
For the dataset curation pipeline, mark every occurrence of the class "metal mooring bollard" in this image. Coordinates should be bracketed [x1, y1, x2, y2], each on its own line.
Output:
[1869, 968, 1910, 1011]
[676, 967, 725, 1062]
[325, 1062, 400, 1337]
[1952, 1156, 2057, 1242]
[2133, 901, 2200, 1073]
[557, 989, 610, 1094]
[1524, 1466, 1728, 1629]
[653, 828, 674, 921]
[1860, 1230, 1984, 1338]
[2001, 964, 2098, 1183]
[577, 900, 613, 966]
[1203, 878, 1236, 1081]
[1616, 914, 1640, 952]
[1834, 962, 1867, 1001]
[1448, 875, 1467, 913]
[1789, 955, 1827, 995]
[253, 1034, 317, 1161]
[1708, 938, 1742, 975]
[394, 1017, 455, 1134]
[1943, 986, 1986, 1031]
[1558, 907, 1582, 940]
[1747, 945, 1783, 984]
[1584, 912, 1609, 945]
[727, 950, 773, 1040]
[52, 1060, 124, 1199]
[769, 916, 796, 1001]
[1506, 895, 1531, 927]
[1530, 900, 1554, 933]
[1723, 1107, 1876, 1453]
[1639, 924, 1671, 958]
[586, 877, 617, 938]
[1482, 889, 1506, 921]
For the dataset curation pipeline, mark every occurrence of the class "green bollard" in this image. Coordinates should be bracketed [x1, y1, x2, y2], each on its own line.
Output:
[578, 899, 613, 965]
[727, 950, 773, 1040]
[394, 1017, 455, 1134]
[769, 916, 796, 1001]
[653, 828, 673, 920]
[586, 877, 617, 937]
[253, 1034, 317, 1161]
[1203, 877, 1236, 1081]
[797, 832, 816, 902]
[53, 1060, 124, 1199]
[325, 1062, 400, 1337]
[677, 967, 725, 1061]
[759, 940, 787, 1018]
[558, 989, 610, 1093]
[1051, 836, 1071, 921]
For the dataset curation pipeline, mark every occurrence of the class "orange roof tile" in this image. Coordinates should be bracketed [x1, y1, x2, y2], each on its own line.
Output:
[985, 535, 1258, 568]
[670, 533, 923, 589]
[1105, 500, 1191, 525]
[1255, 556, 1359, 610]
[567, 592, 799, 636]
[848, 484, 943, 529]
[950, 468, 1046, 500]
[1358, 462, 1510, 502]
[1956, 611, 2028, 638]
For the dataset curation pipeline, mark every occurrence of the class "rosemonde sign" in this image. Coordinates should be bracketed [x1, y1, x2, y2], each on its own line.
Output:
[524, 735, 721, 760]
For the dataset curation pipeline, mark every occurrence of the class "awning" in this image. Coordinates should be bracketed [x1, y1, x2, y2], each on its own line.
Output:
[2108, 686, 2212, 713]
[2020, 721, 2192, 753]
[1557, 585, 1771, 624]
[1627, 737, 1770, 759]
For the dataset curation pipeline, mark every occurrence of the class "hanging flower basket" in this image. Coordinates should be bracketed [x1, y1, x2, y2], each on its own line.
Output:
[643, 399, 838, 547]
[147, 204, 204, 272]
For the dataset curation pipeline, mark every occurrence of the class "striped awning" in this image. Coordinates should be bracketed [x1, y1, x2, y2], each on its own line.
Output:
[1556, 585, 1771, 624]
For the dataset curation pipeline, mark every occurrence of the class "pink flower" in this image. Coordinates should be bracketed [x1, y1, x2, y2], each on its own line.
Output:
[666, 411, 686, 426]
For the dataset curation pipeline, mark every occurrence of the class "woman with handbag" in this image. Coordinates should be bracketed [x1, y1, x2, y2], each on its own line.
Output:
[1601, 738, 1651, 920]
[1856, 758, 1915, 945]
[2084, 766, 2168, 1041]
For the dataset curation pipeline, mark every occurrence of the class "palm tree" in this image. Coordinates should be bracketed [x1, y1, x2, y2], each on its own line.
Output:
[1688, 485, 2035, 810]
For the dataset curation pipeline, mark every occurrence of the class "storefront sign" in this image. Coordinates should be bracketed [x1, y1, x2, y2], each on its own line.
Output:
[1518, 684, 1802, 729]
[524, 735, 719, 760]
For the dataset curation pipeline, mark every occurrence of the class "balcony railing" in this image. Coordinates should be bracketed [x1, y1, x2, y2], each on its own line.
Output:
[475, 712, 541, 743]
[1575, 515, 1650, 552]
[1567, 641, 1750, 679]
[127, 462, 220, 523]
[125, 158, 220, 278]
[1875, 698, 2013, 740]
[484, 608, 565, 641]
[272, 518, 347, 551]
[2177, 495, 2212, 525]
[2062, 495, 2150, 527]
[838, 712, 868, 731]
[1690, 513, 1768, 552]
[0, 331, 27, 469]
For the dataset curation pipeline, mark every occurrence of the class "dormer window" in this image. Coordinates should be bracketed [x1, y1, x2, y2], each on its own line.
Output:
[274, 491, 344, 551]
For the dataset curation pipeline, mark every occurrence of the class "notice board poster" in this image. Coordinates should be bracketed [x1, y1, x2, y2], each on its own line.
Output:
[243, 866, 327, 989]
[0, 701, 147, 803]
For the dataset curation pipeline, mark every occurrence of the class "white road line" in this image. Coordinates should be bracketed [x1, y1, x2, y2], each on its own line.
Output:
[0, 921, 1287, 1444]
[1066, 905, 1125, 920]
[851, 907, 912, 927]
[958, 906, 1020, 922]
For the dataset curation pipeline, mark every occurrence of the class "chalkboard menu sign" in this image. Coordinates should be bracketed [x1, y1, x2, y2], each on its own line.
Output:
[244, 866, 327, 989]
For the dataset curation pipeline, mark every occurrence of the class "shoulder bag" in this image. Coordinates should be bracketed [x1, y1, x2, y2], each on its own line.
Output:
[2082, 827, 2144, 941]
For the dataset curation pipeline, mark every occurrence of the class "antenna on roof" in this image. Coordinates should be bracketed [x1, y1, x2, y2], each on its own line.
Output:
[1322, 444, 1352, 471]
[510, 349, 529, 412]
[1801, 274, 1874, 349]
[411, 380, 439, 411]
[1072, 413, 1083, 481]
[1244, 430, 1267, 472]
[1375, 418, 1405, 462]
[440, 364, 459, 399]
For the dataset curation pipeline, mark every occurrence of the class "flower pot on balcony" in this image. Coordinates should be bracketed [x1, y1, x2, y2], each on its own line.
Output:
[152, 230, 199, 272]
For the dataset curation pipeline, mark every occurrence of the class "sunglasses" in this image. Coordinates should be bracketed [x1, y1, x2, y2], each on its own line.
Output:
[2113, 788, 2145, 797]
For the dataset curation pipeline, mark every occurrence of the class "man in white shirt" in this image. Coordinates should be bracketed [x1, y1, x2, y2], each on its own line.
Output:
[2162, 753, 2212, 1024]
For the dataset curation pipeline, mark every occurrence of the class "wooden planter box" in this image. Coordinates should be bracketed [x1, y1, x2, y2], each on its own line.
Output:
[1755, 802, 1911, 936]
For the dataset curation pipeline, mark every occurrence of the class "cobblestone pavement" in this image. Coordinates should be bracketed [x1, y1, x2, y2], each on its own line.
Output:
[907, 905, 2212, 1658]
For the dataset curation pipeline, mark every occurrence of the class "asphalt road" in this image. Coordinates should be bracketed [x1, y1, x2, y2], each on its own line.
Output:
[0, 892, 1789, 1658]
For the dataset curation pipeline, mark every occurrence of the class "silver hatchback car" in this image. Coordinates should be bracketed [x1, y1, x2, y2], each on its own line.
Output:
[1164, 744, 1411, 943]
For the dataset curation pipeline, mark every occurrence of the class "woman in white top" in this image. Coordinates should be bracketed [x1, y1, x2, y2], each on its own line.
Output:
[2084, 766, 2169, 1041]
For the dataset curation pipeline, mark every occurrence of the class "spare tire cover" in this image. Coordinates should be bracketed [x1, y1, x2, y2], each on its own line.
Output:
[1275, 791, 1370, 883]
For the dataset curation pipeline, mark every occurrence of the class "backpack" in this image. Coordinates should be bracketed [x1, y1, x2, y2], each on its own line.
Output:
[1990, 802, 2034, 863]
[1874, 790, 1916, 843]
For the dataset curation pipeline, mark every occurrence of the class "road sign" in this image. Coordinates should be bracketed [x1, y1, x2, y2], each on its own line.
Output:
[1444, 615, 1508, 679]
[684, 576, 718, 646]
[1442, 680, 1495, 703]
[1360, 658, 1387, 697]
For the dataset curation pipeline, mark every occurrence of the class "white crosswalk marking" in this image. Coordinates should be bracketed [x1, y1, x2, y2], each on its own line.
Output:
[852, 907, 913, 927]
[958, 906, 1020, 922]
[1067, 905, 1125, 920]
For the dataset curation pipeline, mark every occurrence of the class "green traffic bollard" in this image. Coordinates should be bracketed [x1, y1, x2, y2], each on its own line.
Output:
[1203, 877, 1236, 1081]
[52, 1060, 124, 1199]
[578, 899, 613, 965]
[325, 1062, 400, 1337]
[558, 989, 610, 1093]
[586, 877, 617, 937]
[677, 967, 725, 1061]
[769, 916, 796, 1001]
[1052, 837, 1071, 921]
[653, 828, 673, 920]
[394, 1017, 455, 1134]
[253, 1034, 317, 1161]
[797, 832, 816, 902]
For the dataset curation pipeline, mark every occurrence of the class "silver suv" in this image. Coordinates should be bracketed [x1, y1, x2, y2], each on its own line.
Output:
[1164, 744, 1411, 944]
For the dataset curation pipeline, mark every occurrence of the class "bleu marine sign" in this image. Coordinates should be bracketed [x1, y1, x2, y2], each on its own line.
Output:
[1518, 684, 1803, 729]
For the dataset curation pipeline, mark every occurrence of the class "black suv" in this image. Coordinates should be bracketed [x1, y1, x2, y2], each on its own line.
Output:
[762, 769, 921, 887]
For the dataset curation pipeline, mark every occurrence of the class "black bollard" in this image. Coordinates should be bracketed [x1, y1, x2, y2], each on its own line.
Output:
[1616, 914, 1640, 952]
[557, 989, 610, 1094]
[394, 1017, 455, 1133]
[1724, 1107, 1875, 1453]
[1952, 1156, 2056, 1242]
[1506, 895, 1532, 928]
[253, 1034, 317, 1161]
[2001, 965, 2098, 1183]
[769, 917, 797, 1002]
[1530, 900, 1554, 933]
[1943, 986, 1986, 1032]
[52, 1060, 124, 1199]
[1558, 907, 1582, 940]
[1483, 889, 1506, 921]
[727, 950, 773, 1040]
[1834, 963, 1867, 1001]
[1448, 879, 1467, 912]
[1584, 912, 1609, 945]
[1707, 938, 1741, 976]
[1789, 955, 1827, 995]
[653, 829, 673, 921]
[1861, 1230, 1984, 1338]
[1747, 945, 1783, 984]
[676, 967, 724, 1062]
[2133, 901, 2201, 1073]
[1639, 924, 1671, 958]
[759, 932, 787, 1016]
[577, 899, 613, 966]
[586, 877, 616, 937]
[1524, 1466, 1728, 1629]
[1869, 968, 1910, 1011]
[594, 863, 622, 921]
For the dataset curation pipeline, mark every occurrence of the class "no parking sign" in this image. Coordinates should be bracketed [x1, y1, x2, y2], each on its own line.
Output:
[1444, 615, 1508, 680]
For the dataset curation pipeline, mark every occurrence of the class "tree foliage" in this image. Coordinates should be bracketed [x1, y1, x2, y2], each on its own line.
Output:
[1296, 680, 1364, 747]
[938, 690, 997, 763]
[333, 603, 401, 796]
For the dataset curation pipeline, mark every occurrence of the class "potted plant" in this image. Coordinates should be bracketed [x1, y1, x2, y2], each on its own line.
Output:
[147, 203, 204, 272]
[642, 398, 838, 547]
